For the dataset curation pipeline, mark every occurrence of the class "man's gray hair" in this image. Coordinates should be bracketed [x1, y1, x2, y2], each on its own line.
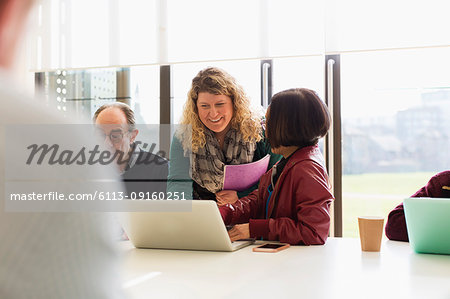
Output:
[93, 102, 136, 131]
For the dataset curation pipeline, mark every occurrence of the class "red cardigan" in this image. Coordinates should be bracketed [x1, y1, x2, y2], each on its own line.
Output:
[385, 170, 450, 242]
[220, 145, 334, 245]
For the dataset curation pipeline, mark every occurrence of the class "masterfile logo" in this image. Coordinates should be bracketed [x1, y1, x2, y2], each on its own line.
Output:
[25, 141, 166, 166]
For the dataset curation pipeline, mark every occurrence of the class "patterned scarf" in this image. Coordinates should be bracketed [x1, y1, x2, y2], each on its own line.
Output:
[190, 128, 256, 193]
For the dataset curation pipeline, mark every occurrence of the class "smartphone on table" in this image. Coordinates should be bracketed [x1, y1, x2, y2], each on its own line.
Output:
[252, 243, 290, 253]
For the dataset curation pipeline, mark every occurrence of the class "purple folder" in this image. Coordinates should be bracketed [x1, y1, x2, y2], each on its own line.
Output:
[223, 154, 270, 191]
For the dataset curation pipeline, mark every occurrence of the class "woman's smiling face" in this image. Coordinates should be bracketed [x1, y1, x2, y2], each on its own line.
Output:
[196, 92, 234, 133]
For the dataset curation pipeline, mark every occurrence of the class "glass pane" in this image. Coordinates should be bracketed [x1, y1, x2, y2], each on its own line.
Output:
[37, 66, 160, 125]
[341, 48, 450, 237]
[272, 56, 324, 99]
[329, 0, 450, 52]
[130, 66, 160, 124]
[118, 0, 157, 65]
[167, 0, 260, 62]
[268, 0, 324, 56]
[42, 68, 117, 119]
[70, 0, 110, 68]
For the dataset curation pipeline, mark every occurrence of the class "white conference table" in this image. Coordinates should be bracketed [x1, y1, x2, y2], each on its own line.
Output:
[121, 238, 450, 299]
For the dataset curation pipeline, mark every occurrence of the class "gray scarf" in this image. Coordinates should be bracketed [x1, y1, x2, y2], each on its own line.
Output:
[191, 128, 256, 193]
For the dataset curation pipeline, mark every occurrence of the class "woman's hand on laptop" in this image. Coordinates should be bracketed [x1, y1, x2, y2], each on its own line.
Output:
[228, 223, 250, 241]
[216, 190, 238, 206]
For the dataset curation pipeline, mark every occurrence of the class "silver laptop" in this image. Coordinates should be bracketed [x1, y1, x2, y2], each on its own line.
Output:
[120, 200, 253, 252]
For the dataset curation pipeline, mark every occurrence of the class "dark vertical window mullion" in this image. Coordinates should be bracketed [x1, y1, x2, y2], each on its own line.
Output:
[116, 67, 131, 105]
[160, 65, 172, 158]
[325, 54, 342, 237]
[35, 72, 45, 100]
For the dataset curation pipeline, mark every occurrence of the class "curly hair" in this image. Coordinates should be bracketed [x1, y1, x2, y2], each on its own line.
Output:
[178, 67, 262, 153]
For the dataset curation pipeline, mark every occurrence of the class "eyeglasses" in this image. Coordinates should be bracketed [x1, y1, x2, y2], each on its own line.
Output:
[96, 129, 129, 144]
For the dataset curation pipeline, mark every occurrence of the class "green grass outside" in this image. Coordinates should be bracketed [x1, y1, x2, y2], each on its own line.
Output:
[342, 172, 434, 238]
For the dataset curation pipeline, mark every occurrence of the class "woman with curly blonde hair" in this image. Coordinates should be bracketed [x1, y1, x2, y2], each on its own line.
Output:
[168, 67, 280, 201]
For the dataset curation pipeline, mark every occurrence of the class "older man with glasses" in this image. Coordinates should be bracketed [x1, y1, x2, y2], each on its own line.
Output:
[94, 102, 168, 199]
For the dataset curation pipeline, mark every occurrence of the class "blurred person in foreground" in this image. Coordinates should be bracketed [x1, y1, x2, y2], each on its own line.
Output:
[0, 0, 124, 298]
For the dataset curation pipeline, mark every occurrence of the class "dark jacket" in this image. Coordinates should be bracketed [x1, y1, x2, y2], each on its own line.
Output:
[220, 145, 334, 245]
[122, 147, 168, 198]
[385, 170, 450, 242]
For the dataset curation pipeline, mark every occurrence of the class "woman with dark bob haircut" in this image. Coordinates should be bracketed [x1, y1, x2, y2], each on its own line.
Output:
[219, 88, 335, 245]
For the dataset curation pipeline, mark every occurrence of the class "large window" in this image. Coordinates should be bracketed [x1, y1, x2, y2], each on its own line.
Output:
[341, 48, 450, 237]
[30, 0, 450, 238]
